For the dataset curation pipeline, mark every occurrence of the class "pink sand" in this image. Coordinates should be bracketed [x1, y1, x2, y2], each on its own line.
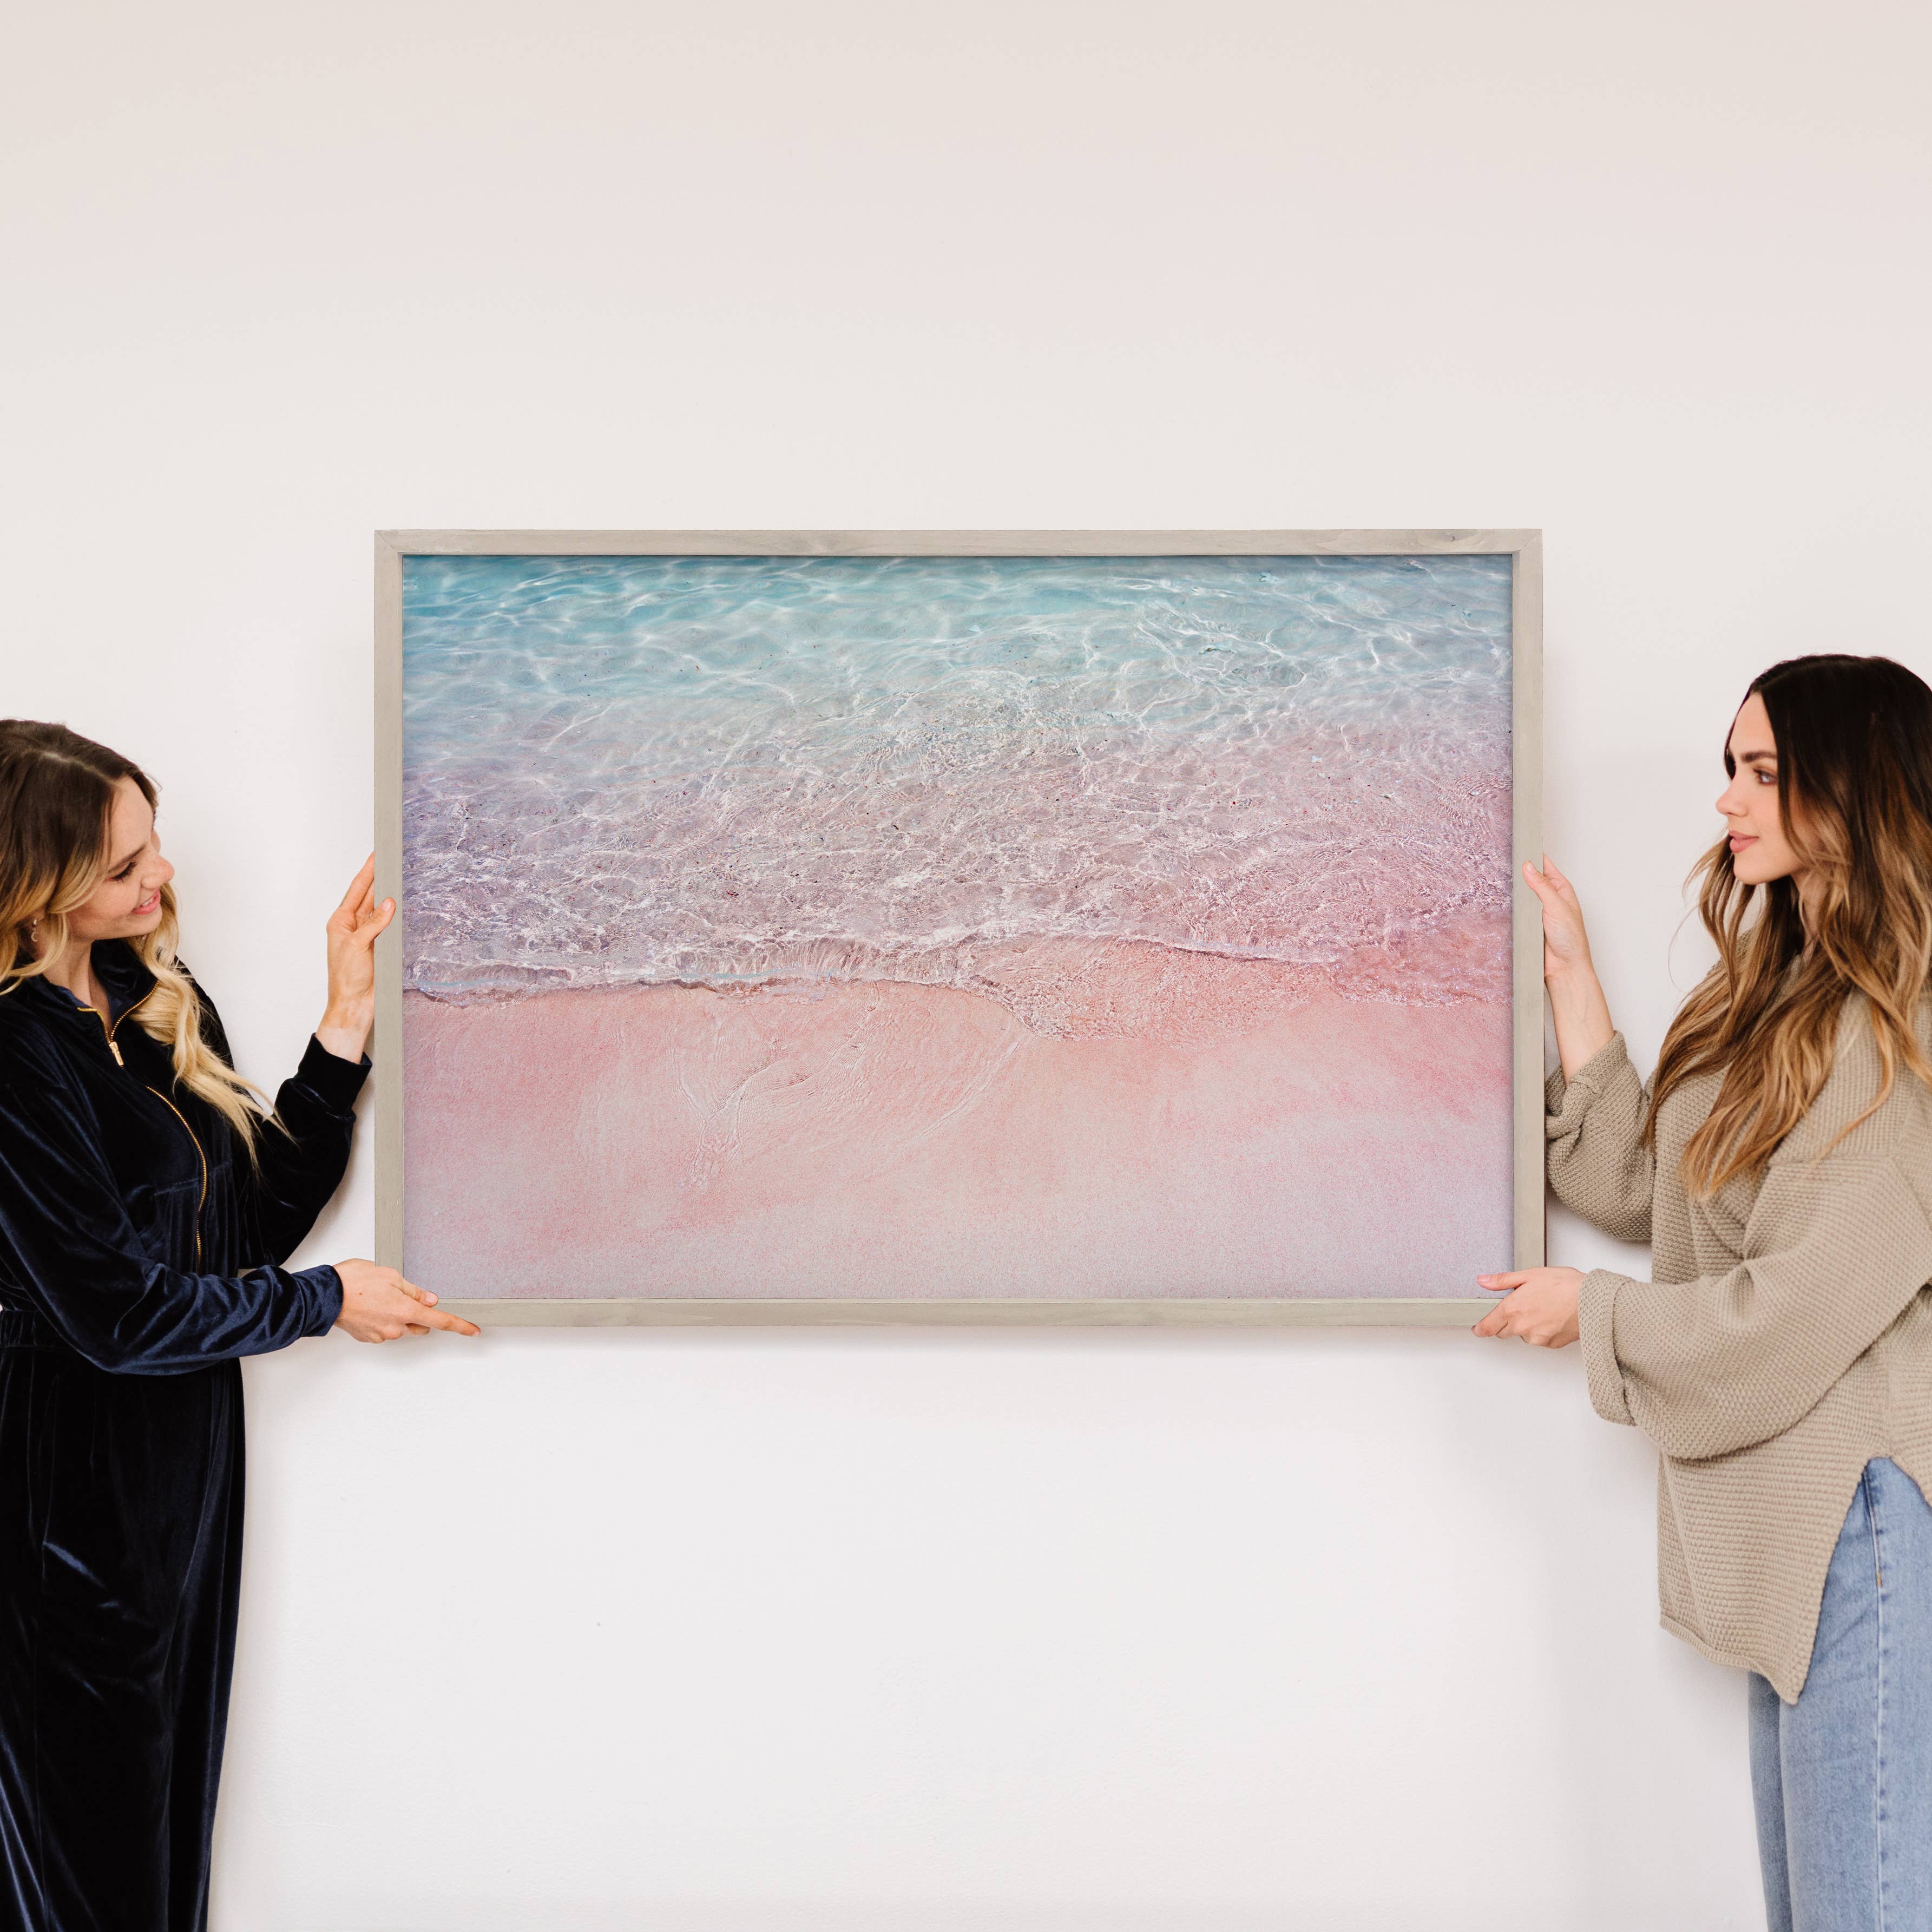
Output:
[402, 945, 1511, 1301]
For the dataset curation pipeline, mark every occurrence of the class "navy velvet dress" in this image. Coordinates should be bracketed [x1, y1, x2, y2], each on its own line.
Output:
[0, 941, 362, 1932]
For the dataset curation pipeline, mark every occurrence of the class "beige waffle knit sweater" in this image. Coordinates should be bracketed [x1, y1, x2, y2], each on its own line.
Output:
[1550, 1003, 1932, 1699]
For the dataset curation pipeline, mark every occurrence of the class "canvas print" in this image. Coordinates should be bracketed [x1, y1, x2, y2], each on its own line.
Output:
[397, 550, 1516, 1304]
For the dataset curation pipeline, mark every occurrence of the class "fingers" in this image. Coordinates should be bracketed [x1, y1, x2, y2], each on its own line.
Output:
[333, 856, 377, 918]
[328, 859, 399, 952]
[419, 1305, 482, 1336]
[1471, 1294, 1570, 1347]
[357, 1306, 478, 1341]
[1520, 862, 1565, 914]
[334, 1263, 481, 1340]
[1525, 855, 1578, 890]
[340, 893, 395, 954]
[390, 1278, 478, 1333]
[1522, 860, 1580, 912]
[1473, 1299, 1526, 1340]
[1474, 1275, 1524, 1339]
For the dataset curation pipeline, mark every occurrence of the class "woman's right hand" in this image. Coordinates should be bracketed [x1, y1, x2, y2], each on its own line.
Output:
[1523, 856, 1615, 1080]
[332, 1259, 482, 1343]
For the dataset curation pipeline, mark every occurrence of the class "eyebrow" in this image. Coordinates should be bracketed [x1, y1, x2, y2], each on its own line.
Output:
[106, 840, 147, 872]
[1732, 746, 1778, 766]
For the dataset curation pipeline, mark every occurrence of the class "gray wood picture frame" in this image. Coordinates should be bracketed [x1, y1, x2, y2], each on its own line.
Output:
[375, 529, 1544, 1326]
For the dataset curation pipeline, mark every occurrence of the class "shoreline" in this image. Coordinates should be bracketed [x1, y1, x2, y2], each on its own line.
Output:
[403, 915, 1511, 1046]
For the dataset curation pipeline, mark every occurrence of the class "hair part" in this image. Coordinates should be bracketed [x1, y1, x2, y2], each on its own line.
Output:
[1648, 654, 1932, 1193]
[0, 719, 276, 1158]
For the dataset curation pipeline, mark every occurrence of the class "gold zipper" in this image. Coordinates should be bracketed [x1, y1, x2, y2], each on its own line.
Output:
[81, 984, 153, 1066]
[84, 987, 206, 1269]
[105, 984, 153, 1063]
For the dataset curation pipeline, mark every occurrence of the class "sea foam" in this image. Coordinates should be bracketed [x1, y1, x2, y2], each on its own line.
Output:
[401, 553, 1513, 1033]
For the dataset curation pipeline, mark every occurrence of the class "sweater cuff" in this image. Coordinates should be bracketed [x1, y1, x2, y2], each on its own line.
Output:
[1546, 1032, 1633, 1140]
[295, 1035, 371, 1113]
[296, 1263, 345, 1337]
[1578, 1269, 1635, 1427]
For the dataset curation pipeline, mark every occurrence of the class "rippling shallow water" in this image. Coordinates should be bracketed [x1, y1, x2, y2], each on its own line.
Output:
[401, 554, 1513, 1034]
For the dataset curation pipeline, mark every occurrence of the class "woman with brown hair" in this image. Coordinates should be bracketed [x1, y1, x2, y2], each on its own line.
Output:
[0, 720, 478, 1932]
[1477, 654, 1932, 1929]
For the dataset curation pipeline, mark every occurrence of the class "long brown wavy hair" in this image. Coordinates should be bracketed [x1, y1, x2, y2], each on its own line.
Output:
[0, 720, 272, 1151]
[1648, 655, 1932, 1194]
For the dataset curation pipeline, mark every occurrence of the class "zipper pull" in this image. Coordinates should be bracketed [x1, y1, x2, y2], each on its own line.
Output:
[109, 1039, 124, 1066]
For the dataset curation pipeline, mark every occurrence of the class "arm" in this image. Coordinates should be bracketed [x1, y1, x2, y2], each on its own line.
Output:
[1524, 857, 1614, 1081]
[199, 853, 385, 1264]
[1579, 1148, 1932, 1458]
[1545, 1034, 1655, 1244]
[0, 1031, 341, 1373]
[192, 862, 478, 1349]
[197, 992, 368, 1266]
[1525, 858, 1653, 1241]
[253, 1039, 368, 1263]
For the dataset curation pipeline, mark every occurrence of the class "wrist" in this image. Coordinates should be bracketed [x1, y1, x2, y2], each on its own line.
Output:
[1543, 959, 1598, 992]
[316, 1003, 372, 1060]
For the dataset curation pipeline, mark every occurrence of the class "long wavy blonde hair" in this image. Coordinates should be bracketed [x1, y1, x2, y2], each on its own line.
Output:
[1, 719, 273, 1152]
[1648, 655, 1932, 1194]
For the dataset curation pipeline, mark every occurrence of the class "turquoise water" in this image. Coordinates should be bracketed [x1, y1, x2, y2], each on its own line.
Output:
[400, 554, 1513, 1019]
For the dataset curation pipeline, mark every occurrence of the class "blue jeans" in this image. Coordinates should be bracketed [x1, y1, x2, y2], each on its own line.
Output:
[1751, 1460, 1932, 1931]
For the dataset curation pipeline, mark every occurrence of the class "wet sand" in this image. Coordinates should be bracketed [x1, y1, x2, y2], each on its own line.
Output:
[402, 949, 1512, 1302]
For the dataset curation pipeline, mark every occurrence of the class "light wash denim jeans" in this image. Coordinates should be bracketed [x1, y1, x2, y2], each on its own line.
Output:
[1751, 1459, 1932, 1931]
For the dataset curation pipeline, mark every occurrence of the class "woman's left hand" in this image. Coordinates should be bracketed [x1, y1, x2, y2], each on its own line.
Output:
[1473, 1267, 1585, 1347]
[316, 856, 395, 1063]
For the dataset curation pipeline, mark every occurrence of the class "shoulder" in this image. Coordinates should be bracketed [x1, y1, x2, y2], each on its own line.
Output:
[1829, 991, 1932, 1089]
[0, 981, 83, 1097]
[0, 977, 68, 1055]
[1779, 994, 1932, 1164]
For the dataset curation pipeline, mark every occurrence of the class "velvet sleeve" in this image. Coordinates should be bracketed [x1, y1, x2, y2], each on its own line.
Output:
[0, 1026, 343, 1375]
[195, 987, 369, 1266]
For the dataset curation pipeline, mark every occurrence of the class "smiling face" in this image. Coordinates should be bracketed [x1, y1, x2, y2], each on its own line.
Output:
[1717, 691, 1808, 889]
[65, 776, 174, 945]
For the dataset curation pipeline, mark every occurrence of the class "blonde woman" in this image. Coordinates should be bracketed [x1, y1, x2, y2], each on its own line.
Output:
[0, 721, 477, 1932]
[1476, 655, 1932, 1930]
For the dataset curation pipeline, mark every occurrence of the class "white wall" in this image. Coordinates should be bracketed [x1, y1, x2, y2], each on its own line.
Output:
[4, 4, 1927, 1926]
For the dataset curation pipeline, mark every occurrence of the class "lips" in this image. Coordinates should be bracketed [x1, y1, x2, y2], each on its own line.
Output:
[133, 890, 161, 915]
[1729, 834, 1758, 853]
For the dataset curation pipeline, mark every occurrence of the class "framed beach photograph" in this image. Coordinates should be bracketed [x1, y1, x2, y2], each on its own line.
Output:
[374, 530, 1543, 1325]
